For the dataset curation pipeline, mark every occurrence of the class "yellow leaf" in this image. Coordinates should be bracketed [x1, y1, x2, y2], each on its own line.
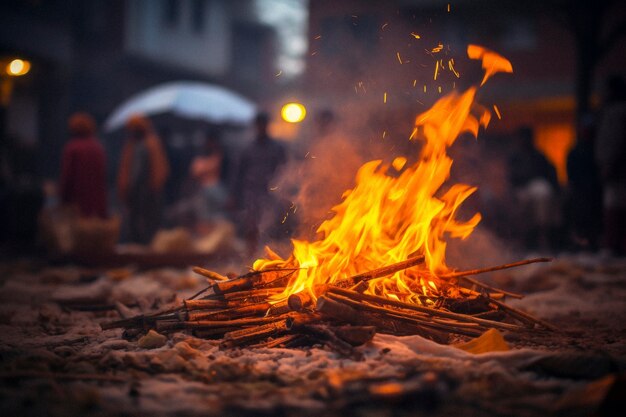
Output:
[454, 328, 510, 354]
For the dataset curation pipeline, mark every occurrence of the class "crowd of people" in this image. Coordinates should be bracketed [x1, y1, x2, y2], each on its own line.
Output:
[1, 76, 625, 258]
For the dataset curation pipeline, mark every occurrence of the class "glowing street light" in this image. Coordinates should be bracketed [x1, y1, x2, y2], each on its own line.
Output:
[6, 59, 31, 76]
[281, 102, 306, 123]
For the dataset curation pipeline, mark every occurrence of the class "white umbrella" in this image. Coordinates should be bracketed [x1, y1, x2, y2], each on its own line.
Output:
[104, 81, 257, 132]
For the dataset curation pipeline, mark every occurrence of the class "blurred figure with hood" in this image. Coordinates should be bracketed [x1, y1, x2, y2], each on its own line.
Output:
[59, 112, 107, 218]
[117, 115, 169, 244]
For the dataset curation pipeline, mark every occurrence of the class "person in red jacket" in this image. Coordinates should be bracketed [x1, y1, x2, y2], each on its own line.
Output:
[59, 112, 108, 218]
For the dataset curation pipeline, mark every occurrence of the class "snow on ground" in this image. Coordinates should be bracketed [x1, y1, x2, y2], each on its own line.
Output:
[0, 254, 624, 416]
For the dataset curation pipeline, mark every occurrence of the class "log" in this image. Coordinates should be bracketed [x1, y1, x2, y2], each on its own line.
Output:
[184, 299, 229, 310]
[296, 324, 363, 359]
[325, 293, 483, 338]
[250, 334, 299, 348]
[266, 300, 291, 316]
[186, 303, 271, 321]
[288, 291, 314, 311]
[326, 286, 528, 333]
[211, 269, 296, 295]
[221, 320, 289, 348]
[332, 325, 377, 346]
[181, 315, 290, 329]
[316, 296, 450, 342]
[334, 255, 426, 288]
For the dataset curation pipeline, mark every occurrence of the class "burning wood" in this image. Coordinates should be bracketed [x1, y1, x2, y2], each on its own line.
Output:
[99, 46, 555, 356]
[101, 256, 554, 356]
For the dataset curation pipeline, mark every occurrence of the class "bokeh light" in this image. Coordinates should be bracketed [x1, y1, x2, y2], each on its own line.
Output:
[6, 59, 31, 76]
[281, 102, 306, 123]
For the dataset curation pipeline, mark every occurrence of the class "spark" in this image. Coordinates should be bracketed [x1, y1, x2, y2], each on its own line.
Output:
[382, 22, 388, 30]
[384, 92, 387, 103]
[438, 86, 442, 93]
[432, 43, 443, 53]
[282, 213, 289, 224]
[382, 130, 387, 139]
[409, 127, 418, 140]
[275, 70, 282, 77]
[311, 51, 318, 56]
[493, 104, 502, 119]
[413, 79, 417, 87]
[447, 3, 451, 12]
[396, 52, 403, 64]
[423, 85, 427, 93]
[434, 60, 439, 80]
[448, 59, 460, 78]
[270, 186, 278, 191]
[314, 35, 322, 40]
[410, 32, 421, 39]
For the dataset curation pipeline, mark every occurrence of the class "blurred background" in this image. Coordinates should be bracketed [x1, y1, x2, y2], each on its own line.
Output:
[1, 0, 625, 263]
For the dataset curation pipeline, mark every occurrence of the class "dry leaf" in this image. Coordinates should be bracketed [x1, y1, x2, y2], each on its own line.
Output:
[454, 328, 510, 354]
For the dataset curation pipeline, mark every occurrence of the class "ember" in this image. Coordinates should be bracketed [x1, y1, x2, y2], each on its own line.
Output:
[101, 45, 557, 354]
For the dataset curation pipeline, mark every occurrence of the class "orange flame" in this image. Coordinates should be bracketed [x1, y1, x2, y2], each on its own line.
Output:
[254, 46, 511, 305]
[467, 44, 513, 86]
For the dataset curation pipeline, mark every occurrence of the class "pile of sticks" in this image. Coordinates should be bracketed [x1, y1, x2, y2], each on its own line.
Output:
[101, 256, 556, 357]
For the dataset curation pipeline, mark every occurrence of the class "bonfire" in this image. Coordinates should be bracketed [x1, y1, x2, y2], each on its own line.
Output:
[102, 45, 555, 356]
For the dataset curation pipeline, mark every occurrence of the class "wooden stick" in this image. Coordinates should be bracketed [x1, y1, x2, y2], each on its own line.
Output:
[439, 257, 552, 279]
[211, 269, 296, 295]
[186, 303, 271, 321]
[326, 286, 527, 332]
[288, 291, 314, 311]
[266, 300, 290, 316]
[221, 320, 289, 348]
[184, 299, 229, 310]
[488, 297, 559, 331]
[297, 324, 362, 359]
[332, 325, 377, 346]
[316, 296, 451, 342]
[250, 334, 299, 348]
[457, 276, 524, 299]
[326, 293, 485, 337]
[335, 255, 425, 288]
[199, 287, 284, 302]
[181, 315, 290, 329]
[192, 266, 229, 281]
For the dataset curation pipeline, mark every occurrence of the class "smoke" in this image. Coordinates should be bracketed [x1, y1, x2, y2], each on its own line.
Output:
[259, 8, 523, 263]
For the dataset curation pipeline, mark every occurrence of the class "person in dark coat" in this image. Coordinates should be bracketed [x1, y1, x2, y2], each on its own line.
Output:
[231, 112, 287, 256]
[59, 112, 107, 218]
[565, 113, 603, 250]
[117, 115, 170, 244]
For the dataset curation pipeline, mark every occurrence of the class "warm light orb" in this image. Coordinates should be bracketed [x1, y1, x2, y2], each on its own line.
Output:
[6, 59, 31, 76]
[281, 102, 306, 123]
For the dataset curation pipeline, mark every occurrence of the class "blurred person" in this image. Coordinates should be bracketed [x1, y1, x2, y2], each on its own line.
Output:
[231, 112, 287, 257]
[59, 112, 107, 218]
[508, 126, 559, 250]
[117, 115, 170, 244]
[565, 113, 603, 251]
[595, 75, 626, 255]
[189, 129, 228, 233]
